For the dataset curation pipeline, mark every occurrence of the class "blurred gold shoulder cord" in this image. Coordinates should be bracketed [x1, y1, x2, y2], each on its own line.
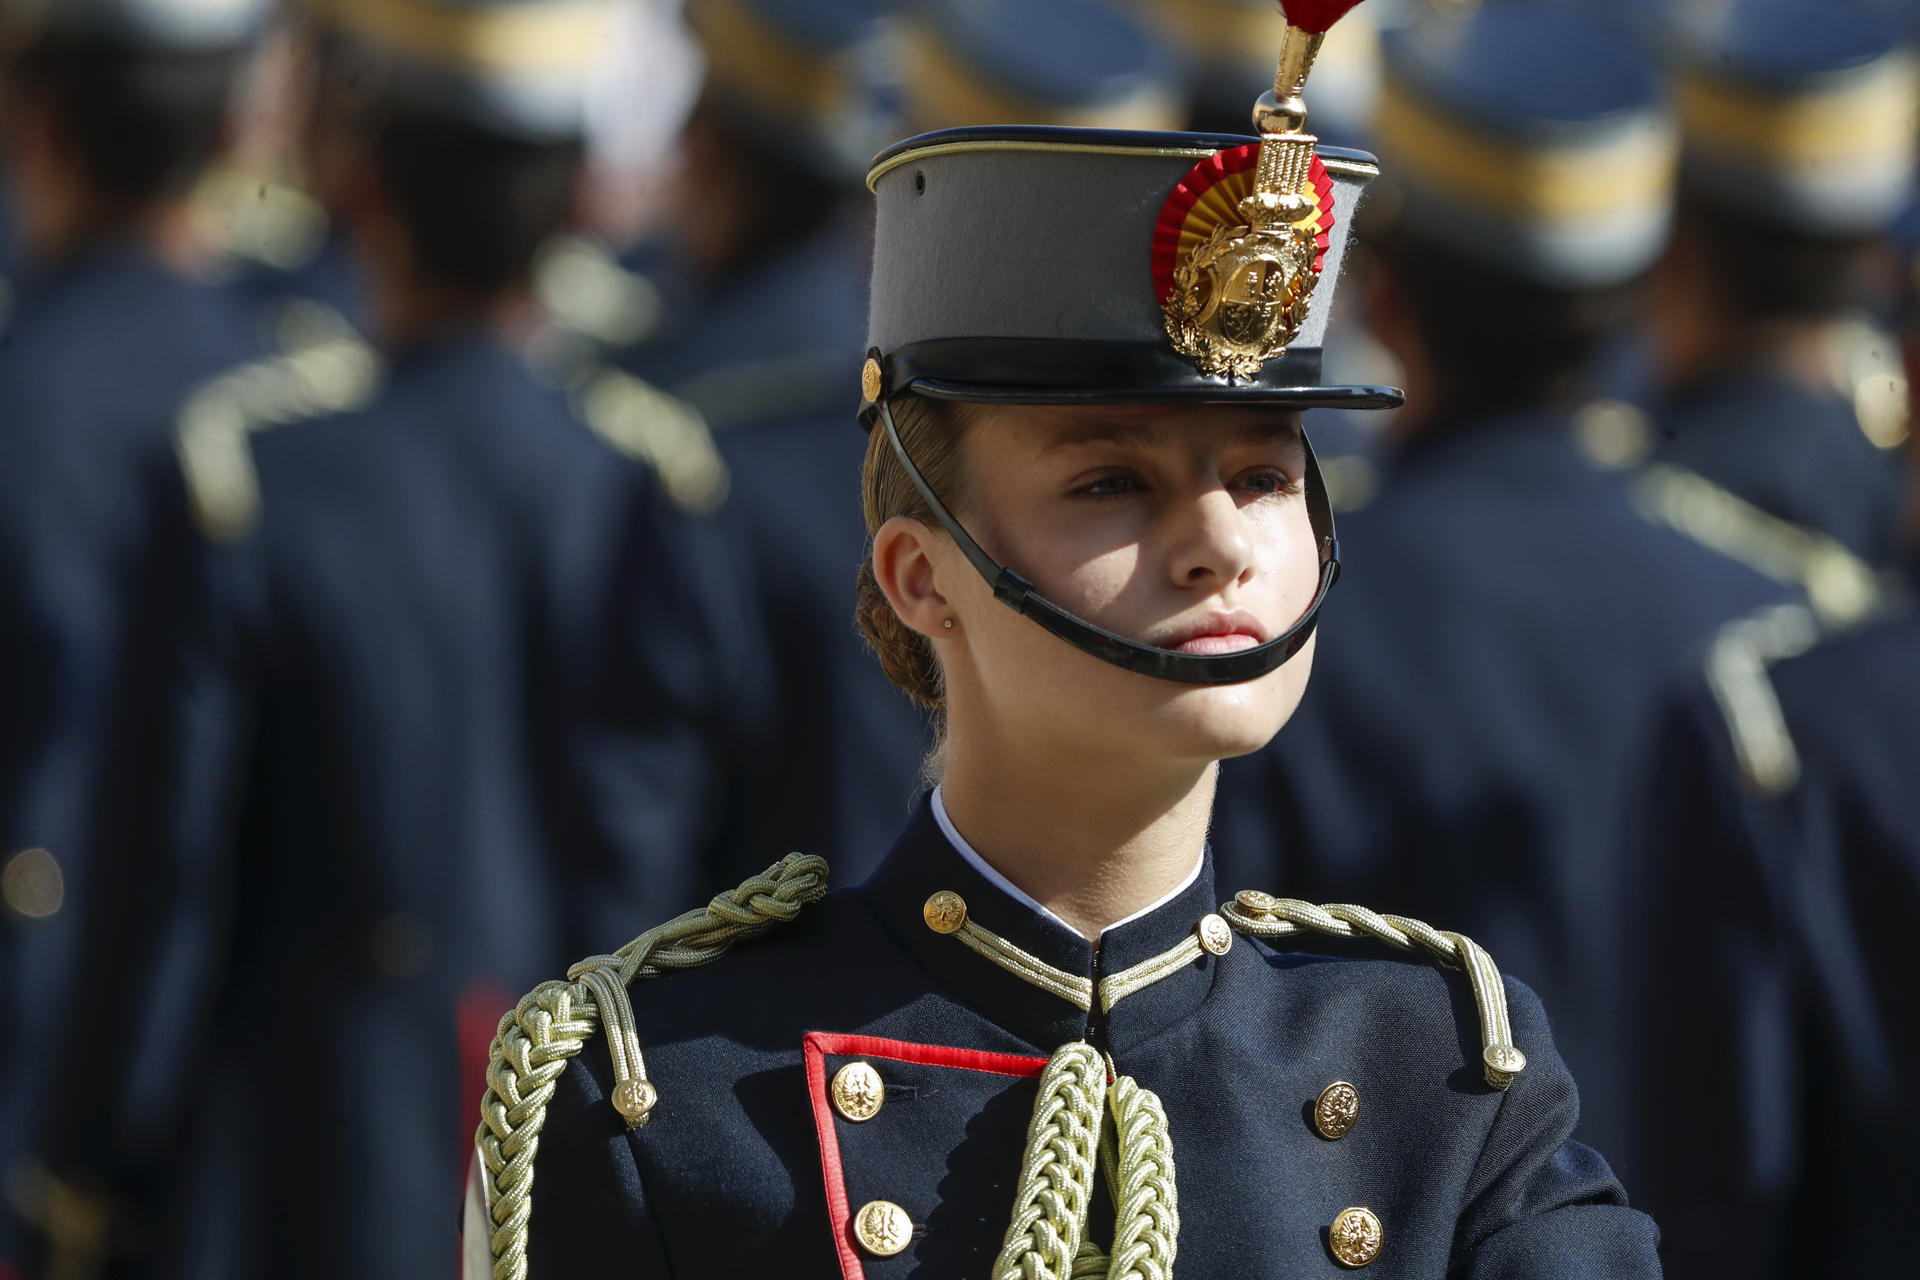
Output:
[475, 854, 829, 1280]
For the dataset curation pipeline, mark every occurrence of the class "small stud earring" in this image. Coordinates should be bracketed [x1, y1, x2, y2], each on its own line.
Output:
[942, 619, 954, 630]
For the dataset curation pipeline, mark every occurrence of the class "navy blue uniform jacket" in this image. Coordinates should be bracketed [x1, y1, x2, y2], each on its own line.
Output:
[1632, 570, 1920, 1278]
[1210, 410, 1792, 1184]
[25, 332, 689, 1279]
[518, 798, 1661, 1278]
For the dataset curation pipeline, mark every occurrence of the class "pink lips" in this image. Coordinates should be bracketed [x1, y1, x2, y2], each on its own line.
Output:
[1163, 610, 1269, 656]
[1173, 632, 1263, 656]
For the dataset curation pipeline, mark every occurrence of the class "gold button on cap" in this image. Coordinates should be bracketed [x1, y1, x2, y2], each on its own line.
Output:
[832, 1061, 885, 1122]
[1197, 912, 1233, 956]
[923, 890, 967, 934]
[854, 1199, 914, 1257]
[861, 357, 884, 404]
[1329, 1206, 1383, 1268]
[1313, 1080, 1360, 1140]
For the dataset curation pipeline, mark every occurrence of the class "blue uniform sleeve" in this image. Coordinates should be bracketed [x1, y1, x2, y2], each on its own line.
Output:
[11, 466, 256, 1261]
[1451, 978, 1662, 1278]
[507, 1053, 673, 1279]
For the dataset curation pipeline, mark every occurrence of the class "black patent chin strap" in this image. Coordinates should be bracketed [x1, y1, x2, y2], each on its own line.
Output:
[869, 396, 1341, 687]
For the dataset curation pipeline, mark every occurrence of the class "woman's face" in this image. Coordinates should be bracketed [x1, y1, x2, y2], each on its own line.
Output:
[922, 402, 1322, 770]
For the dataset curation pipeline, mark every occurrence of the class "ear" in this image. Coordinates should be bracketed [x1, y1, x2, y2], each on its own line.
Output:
[871, 515, 953, 641]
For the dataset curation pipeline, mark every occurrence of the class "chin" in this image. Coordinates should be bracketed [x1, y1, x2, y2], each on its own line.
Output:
[1134, 676, 1303, 763]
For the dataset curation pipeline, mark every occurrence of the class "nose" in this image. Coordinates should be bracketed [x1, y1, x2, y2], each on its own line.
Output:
[1165, 485, 1254, 589]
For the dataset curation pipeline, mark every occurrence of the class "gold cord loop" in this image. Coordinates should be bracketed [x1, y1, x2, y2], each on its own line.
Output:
[476, 854, 829, 1280]
[1223, 895, 1525, 1089]
[992, 1043, 1181, 1280]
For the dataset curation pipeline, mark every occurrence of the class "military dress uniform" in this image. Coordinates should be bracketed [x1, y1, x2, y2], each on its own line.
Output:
[1206, 5, 1797, 1189]
[470, 1, 1659, 1272]
[12, 5, 696, 1276]
[1627, 569, 1920, 1279]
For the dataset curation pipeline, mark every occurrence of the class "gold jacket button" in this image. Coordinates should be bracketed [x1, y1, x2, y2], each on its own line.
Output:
[1197, 913, 1233, 956]
[1329, 1206, 1383, 1268]
[832, 1061, 885, 1122]
[923, 890, 967, 934]
[854, 1199, 914, 1257]
[1313, 1080, 1360, 1140]
[1235, 889, 1278, 915]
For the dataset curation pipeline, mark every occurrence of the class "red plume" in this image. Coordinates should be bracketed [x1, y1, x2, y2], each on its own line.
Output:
[1277, 0, 1368, 34]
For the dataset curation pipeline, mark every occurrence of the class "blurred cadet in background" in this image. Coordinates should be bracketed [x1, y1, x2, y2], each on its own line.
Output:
[1209, 0, 1794, 1188]
[1626, 359, 1920, 1275]
[6, 0, 692, 1274]
[607, 0, 926, 896]
[0, 0, 264, 1262]
[1645, 0, 1915, 565]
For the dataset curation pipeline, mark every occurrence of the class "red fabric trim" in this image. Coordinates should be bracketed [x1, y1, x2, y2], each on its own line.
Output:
[804, 1033, 1052, 1279]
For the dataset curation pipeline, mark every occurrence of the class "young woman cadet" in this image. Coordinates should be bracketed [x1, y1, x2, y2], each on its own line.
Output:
[471, 2, 1661, 1275]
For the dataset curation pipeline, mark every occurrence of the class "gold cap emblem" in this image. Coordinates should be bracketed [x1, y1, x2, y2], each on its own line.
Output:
[923, 890, 968, 934]
[1329, 1205, 1383, 1268]
[1153, 11, 1363, 380]
[861, 356, 884, 404]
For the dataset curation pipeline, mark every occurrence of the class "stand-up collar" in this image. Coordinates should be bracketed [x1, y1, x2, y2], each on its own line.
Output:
[856, 796, 1225, 1058]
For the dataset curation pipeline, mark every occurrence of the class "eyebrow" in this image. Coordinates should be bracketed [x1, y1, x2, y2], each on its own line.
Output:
[1035, 415, 1304, 456]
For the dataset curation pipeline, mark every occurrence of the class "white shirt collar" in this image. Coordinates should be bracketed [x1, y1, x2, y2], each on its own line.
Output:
[930, 785, 1205, 941]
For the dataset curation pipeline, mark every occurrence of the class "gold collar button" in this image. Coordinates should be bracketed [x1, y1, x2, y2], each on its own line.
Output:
[1313, 1080, 1360, 1140]
[1197, 913, 1234, 956]
[1329, 1206, 1383, 1268]
[832, 1061, 885, 1122]
[923, 890, 967, 934]
[854, 1199, 914, 1257]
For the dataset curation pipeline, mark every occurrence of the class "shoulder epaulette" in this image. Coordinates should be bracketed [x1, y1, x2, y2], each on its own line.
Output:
[1628, 462, 1884, 627]
[174, 302, 383, 543]
[532, 235, 663, 349]
[1701, 602, 1822, 796]
[572, 365, 729, 515]
[474, 854, 827, 1279]
[1221, 892, 1526, 1091]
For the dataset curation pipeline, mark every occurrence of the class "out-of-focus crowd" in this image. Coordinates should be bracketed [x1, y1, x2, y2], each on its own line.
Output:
[0, 0, 1913, 1276]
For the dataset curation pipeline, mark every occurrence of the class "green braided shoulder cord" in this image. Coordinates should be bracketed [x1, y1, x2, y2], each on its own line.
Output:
[1223, 892, 1527, 1089]
[993, 1043, 1180, 1280]
[475, 853, 829, 1280]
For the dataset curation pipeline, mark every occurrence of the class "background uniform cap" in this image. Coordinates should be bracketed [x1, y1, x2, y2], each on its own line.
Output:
[1374, 2, 1678, 290]
[900, 0, 1185, 134]
[305, 0, 618, 140]
[1665, 0, 1919, 235]
[0, 0, 268, 47]
[689, 0, 896, 184]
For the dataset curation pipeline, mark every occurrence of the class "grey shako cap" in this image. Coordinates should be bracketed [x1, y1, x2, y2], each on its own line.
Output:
[864, 125, 1401, 407]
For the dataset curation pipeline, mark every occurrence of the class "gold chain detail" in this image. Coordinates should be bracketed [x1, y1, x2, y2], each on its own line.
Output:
[1223, 897, 1525, 1089]
[475, 854, 829, 1280]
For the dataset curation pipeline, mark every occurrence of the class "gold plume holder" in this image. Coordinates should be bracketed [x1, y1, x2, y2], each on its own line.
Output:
[1162, 23, 1329, 378]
